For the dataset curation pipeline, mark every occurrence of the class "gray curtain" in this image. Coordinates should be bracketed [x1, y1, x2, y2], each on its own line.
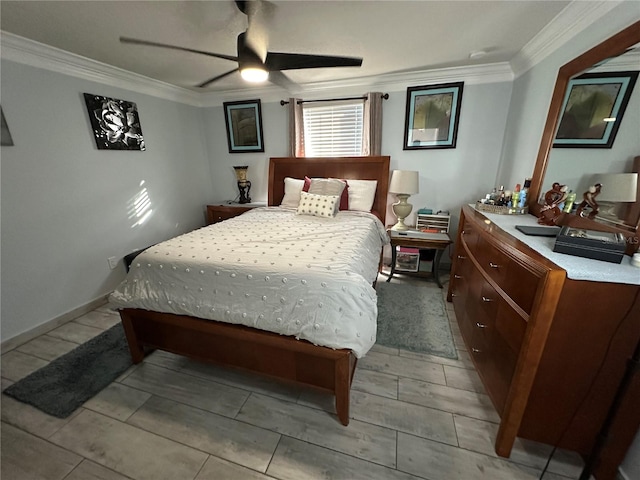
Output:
[362, 92, 383, 156]
[287, 98, 305, 157]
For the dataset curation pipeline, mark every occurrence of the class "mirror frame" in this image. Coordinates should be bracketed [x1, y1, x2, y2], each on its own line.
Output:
[528, 20, 640, 239]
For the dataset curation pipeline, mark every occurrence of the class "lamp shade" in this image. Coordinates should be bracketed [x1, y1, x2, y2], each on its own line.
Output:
[590, 173, 638, 202]
[389, 170, 419, 195]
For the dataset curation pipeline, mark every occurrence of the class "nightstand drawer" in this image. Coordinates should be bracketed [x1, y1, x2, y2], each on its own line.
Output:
[206, 204, 261, 225]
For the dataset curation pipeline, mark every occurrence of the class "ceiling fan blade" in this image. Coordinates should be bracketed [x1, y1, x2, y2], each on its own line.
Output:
[268, 71, 301, 93]
[120, 37, 238, 63]
[197, 68, 239, 88]
[265, 52, 363, 71]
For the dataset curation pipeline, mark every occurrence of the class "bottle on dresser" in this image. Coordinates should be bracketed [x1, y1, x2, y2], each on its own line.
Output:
[512, 184, 521, 208]
[518, 178, 531, 208]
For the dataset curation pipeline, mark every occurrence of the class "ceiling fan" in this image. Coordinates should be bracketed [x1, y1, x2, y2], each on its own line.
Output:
[120, 0, 363, 90]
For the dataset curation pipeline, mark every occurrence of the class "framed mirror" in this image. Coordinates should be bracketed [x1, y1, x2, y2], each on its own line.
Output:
[528, 21, 640, 243]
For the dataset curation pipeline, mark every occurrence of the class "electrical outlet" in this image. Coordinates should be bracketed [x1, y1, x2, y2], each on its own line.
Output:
[107, 256, 119, 270]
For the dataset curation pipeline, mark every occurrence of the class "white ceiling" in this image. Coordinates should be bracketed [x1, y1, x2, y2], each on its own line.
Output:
[0, 0, 580, 94]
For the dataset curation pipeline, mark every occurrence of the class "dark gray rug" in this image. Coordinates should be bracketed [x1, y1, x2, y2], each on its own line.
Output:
[376, 281, 458, 359]
[3, 323, 132, 418]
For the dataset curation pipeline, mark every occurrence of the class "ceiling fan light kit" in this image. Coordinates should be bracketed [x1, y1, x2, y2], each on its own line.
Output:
[240, 67, 269, 82]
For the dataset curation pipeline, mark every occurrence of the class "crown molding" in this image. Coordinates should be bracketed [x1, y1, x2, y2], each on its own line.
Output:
[1, 31, 203, 106]
[2, 30, 512, 107]
[510, 0, 624, 77]
[197, 63, 514, 107]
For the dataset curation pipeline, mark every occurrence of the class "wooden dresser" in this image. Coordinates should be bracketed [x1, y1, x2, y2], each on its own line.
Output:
[447, 204, 640, 479]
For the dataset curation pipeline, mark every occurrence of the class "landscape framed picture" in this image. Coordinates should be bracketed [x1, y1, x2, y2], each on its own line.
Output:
[223, 99, 265, 153]
[553, 71, 638, 148]
[403, 82, 464, 150]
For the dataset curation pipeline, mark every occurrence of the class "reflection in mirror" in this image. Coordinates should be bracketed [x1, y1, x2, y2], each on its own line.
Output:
[541, 43, 640, 231]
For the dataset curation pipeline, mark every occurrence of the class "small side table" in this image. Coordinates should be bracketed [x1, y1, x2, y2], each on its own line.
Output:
[206, 202, 266, 225]
[386, 229, 452, 288]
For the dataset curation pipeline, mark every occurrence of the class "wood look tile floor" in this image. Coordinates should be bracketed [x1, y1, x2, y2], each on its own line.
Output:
[1, 275, 589, 480]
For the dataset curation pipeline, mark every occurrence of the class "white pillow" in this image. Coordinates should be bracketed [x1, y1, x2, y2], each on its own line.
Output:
[347, 179, 378, 212]
[296, 191, 339, 218]
[281, 177, 305, 208]
[308, 178, 345, 198]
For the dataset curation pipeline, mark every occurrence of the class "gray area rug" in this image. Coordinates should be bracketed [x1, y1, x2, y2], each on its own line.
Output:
[376, 281, 458, 359]
[3, 323, 132, 418]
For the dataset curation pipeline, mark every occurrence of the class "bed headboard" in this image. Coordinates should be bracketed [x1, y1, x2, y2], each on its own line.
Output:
[268, 156, 391, 224]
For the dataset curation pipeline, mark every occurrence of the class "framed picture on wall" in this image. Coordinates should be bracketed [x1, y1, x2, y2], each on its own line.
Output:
[403, 82, 464, 150]
[553, 71, 638, 148]
[1, 106, 14, 146]
[223, 99, 265, 153]
[83, 93, 146, 150]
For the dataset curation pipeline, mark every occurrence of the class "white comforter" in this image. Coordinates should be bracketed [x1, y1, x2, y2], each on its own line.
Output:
[109, 207, 389, 357]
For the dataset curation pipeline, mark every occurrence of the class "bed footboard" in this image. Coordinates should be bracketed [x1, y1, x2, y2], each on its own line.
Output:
[119, 308, 356, 425]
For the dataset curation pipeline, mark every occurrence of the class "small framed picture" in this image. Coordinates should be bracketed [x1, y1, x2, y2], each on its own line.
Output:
[223, 99, 265, 153]
[553, 71, 638, 148]
[1, 106, 14, 146]
[403, 82, 464, 150]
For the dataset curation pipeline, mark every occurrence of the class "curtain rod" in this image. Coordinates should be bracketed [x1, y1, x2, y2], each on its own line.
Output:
[279, 93, 389, 106]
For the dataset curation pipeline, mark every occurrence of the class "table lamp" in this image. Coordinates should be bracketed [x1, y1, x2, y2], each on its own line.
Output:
[233, 165, 252, 204]
[389, 170, 419, 231]
[590, 172, 638, 223]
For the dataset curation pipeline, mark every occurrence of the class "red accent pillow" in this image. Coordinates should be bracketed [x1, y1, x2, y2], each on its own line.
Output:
[339, 180, 349, 211]
[304, 176, 349, 210]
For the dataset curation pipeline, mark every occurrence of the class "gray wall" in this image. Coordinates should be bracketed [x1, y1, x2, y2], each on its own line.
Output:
[202, 81, 513, 232]
[1, 60, 213, 341]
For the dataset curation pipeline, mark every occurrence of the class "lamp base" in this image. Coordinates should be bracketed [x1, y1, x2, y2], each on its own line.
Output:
[391, 194, 413, 231]
[391, 219, 410, 231]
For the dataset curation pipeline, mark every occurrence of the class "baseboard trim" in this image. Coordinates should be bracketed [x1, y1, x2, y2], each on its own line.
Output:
[1, 296, 110, 353]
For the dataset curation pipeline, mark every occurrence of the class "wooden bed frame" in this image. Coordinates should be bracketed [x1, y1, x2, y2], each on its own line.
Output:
[119, 156, 390, 426]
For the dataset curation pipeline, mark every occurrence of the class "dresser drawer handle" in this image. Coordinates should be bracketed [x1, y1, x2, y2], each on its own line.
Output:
[457, 255, 467, 260]
[451, 293, 458, 298]
[471, 347, 482, 354]
[489, 262, 500, 269]
[481, 296, 494, 303]
[476, 322, 487, 329]
[454, 274, 463, 279]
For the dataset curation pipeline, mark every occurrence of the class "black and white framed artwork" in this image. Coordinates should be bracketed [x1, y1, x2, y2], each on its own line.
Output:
[1, 106, 14, 146]
[83, 93, 146, 150]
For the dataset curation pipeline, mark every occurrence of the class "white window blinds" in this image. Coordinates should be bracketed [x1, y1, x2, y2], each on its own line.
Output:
[302, 100, 364, 157]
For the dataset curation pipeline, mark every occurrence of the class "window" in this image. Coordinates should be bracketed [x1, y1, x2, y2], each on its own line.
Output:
[303, 100, 364, 156]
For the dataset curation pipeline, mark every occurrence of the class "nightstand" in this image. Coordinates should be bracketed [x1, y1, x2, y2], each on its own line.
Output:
[385, 228, 452, 287]
[206, 202, 266, 225]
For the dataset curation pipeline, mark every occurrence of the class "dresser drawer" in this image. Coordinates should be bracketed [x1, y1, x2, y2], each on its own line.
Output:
[495, 302, 527, 354]
[473, 236, 541, 314]
[460, 219, 479, 251]
[470, 303, 521, 414]
[503, 259, 540, 314]
[474, 236, 509, 284]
